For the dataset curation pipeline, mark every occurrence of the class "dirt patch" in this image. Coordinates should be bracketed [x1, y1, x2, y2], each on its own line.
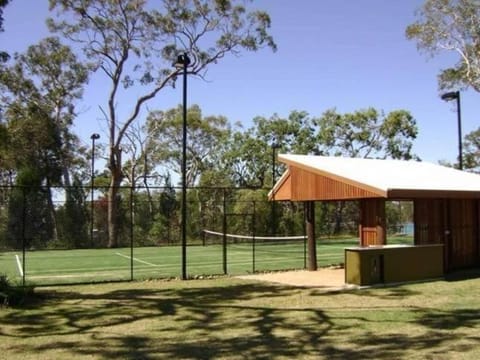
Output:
[237, 267, 355, 291]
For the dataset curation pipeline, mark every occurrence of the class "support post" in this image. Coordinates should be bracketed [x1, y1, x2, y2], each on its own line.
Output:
[305, 201, 317, 271]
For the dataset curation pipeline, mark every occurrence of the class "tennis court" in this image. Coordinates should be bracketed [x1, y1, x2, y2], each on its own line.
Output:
[1, 235, 413, 286]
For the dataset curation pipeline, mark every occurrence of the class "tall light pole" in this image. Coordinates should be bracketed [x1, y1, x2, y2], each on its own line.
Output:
[271, 143, 280, 236]
[90, 133, 100, 247]
[441, 91, 463, 170]
[174, 52, 191, 280]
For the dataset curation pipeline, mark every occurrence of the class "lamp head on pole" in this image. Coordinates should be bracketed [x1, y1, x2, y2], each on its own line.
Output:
[90, 133, 100, 141]
[440, 91, 459, 102]
[173, 53, 191, 70]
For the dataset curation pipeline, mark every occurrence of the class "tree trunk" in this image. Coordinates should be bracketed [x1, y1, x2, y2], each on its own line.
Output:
[107, 147, 123, 248]
[144, 174, 154, 221]
[334, 201, 345, 235]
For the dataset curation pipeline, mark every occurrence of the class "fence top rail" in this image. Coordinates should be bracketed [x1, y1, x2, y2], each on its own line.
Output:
[203, 229, 307, 241]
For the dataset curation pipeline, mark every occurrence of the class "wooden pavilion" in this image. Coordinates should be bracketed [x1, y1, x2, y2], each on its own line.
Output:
[269, 154, 480, 274]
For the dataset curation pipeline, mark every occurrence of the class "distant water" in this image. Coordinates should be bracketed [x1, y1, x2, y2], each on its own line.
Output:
[403, 222, 414, 235]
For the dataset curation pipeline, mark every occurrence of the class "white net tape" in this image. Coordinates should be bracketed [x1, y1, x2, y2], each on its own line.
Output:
[203, 229, 306, 241]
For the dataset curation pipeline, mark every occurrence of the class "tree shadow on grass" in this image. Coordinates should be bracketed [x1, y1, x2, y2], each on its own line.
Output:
[308, 282, 423, 301]
[2, 279, 480, 359]
[1, 282, 334, 358]
[417, 308, 480, 330]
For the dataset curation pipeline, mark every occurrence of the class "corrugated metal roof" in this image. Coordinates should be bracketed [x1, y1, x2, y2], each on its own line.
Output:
[278, 154, 480, 194]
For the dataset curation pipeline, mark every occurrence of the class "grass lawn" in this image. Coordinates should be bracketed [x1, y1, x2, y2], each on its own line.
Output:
[1, 268, 480, 359]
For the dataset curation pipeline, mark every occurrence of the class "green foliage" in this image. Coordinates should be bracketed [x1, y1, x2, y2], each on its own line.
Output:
[221, 111, 317, 188]
[146, 104, 231, 186]
[406, 0, 480, 92]
[229, 189, 270, 236]
[316, 108, 418, 159]
[222, 130, 270, 188]
[6, 104, 63, 184]
[463, 127, 480, 172]
[0, 36, 89, 248]
[386, 201, 413, 234]
[0, 0, 10, 32]
[0, 274, 35, 307]
[57, 179, 89, 248]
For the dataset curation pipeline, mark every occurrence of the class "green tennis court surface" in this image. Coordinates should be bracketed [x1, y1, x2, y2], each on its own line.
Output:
[0, 236, 412, 285]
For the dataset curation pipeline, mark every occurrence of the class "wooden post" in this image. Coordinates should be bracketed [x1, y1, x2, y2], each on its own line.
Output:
[359, 199, 386, 246]
[305, 201, 317, 271]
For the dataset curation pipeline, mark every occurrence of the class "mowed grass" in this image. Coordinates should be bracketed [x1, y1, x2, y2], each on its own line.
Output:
[0, 236, 412, 286]
[1, 268, 480, 359]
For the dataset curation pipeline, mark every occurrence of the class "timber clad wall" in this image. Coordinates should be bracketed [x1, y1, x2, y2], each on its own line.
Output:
[414, 198, 480, 271]
[414, 199, 446, 245]
[272, 173, 292, 201]
[449, 199, 478, 269]
[290, 167, 381, 201]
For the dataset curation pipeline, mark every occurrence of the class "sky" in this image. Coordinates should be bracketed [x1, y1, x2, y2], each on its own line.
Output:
[1, 0, 478, 167]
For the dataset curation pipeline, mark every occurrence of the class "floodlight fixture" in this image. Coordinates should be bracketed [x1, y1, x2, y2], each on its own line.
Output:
[440, 91, 463, 170]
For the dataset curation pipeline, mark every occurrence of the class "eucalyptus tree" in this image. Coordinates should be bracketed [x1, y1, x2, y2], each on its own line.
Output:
[222, 129, 269, 188]
[4, 103, 63, 248]
[146, 104, 231, 187]
[254, 110, 319, 155]
[224, 111, 318, 188]
[0, 37, 89, 186]
[122, 122, 165, 236]
[406, 0, 480, 92]
[219, 111, 318, 237]
[48, 0, 276, 247]
[0, 0, 9, 30]
[407, 0, 480, 174]
[316, 108, 418, 160]
[463, 127, 480, 172]
[0, 37, 88, 245]
[0, 0, 11, 62]
[314, 107, 418, 234]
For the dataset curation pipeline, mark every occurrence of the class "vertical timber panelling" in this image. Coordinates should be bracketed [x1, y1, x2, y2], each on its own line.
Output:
[359, 199, 386, 246]
[449, 199, 477, 269]
[414, 199, 446, 245]
[289, 166, 382, 201]
[274, 173, 292, 200]
[415, 199, 480, 271]
[291, 168, 316, 200]
[414, 199, 448, 270]
[477, 200, 480, 262]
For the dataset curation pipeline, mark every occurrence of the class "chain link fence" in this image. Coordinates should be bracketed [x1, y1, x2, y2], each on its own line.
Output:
[0, 185, 414, 286]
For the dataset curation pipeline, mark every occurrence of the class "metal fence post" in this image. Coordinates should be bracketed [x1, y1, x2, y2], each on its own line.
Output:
[252, 201, 256, 273]
[222, 188, 227, 275]
[303, 202, 307, 269]
[21, 186, 26, 287]
[130, 186, 134, 281]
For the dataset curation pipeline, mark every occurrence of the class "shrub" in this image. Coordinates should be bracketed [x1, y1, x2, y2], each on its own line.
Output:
[0, 274, 35, 307]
